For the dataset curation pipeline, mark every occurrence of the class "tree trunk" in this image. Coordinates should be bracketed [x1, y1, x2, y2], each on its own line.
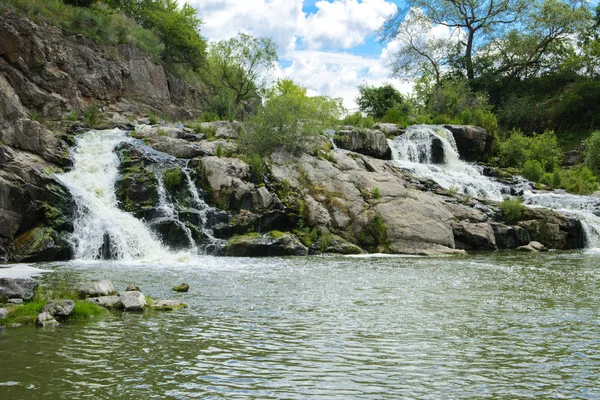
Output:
[465, 29, 475, 81]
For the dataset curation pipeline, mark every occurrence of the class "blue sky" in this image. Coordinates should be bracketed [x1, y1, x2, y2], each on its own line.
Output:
[184, 0, 411, 109]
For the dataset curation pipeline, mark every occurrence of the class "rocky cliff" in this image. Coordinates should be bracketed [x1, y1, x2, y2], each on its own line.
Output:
[0, 14, 585, 261]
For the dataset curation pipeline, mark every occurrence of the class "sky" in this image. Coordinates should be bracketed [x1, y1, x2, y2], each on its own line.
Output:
[183, 0, 410, 110]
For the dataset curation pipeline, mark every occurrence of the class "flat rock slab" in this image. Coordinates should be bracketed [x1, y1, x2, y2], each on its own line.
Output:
[119, 291, 146, 311]
[79, 280, 116, 298]
[43, 300, 75, 317]
[36, 312, 59, 327]
[150, 300, 188, 311]
[87, 296, 123, 309]
[0, 277, 38, 300]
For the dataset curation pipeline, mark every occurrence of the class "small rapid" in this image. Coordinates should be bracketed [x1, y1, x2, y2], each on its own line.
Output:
[388, 125, 600, 249]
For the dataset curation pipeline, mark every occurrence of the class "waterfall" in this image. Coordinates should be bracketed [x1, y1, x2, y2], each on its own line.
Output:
[389, 125, 508, 201]
[389, 125, 600, 249]
[56, 129, 171, 260]
[181, 167, 221, 248]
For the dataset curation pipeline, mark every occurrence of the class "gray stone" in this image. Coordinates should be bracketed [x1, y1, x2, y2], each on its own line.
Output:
[119, 291, 146, 311]
[333, 129, 392, 159]
[36, 311, 59, 327]
[516, 241, 547, 253]
[86, 295, 123, 309]
[373, 123, 404, 137]
[453, 221, 497, 250]
[0, 307, 8, 319]
[126, 284, 141, 292]
[150, 299, 187, 310]
[251, 187, 273, 210]
[79, 280, 116, 298]
[42, 300, 75, 317]
[443, 125, 493, 162]
[0, 277, 38, 300]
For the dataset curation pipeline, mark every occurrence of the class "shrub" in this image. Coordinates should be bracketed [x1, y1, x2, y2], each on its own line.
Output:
[521, 160, 544, 182]
[163, 168, 182, 190]
[498, 129, 563, 171]
[499, 197, 526, 223]
[341, 112, 374, 129]
[559, 166, 598, 195]
[584, 130, 600, 173]
[83, 102, 100, 126]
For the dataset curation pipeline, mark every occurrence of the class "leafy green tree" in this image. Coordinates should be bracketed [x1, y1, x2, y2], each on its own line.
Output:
[584, 130, 600, 173]
[206, 33, 278, 106]
[356, 83, 404, 119]
[382, 8, 458, 87]
[106, 0, 206, 70]
[381, 0, 528, 80]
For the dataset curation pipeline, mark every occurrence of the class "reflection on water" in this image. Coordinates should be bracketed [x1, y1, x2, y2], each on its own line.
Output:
[1, 253, 600, 399]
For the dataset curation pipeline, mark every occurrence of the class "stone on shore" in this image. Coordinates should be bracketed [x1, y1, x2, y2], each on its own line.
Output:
[36, 312, 59, 327]
[119, 291, 146, 311]
[79, 280, 116, 298]
[516, 241, 547, 252]
[86, 296, 123, 309]
[42, 300, 75, 318]
[0, 277, 39, 300]
[0, 307, 8, 319]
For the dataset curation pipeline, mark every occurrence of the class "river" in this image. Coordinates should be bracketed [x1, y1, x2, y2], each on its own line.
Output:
[1, 252, 599, 399]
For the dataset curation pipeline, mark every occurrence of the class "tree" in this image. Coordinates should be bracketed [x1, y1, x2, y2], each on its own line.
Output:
[480, 0, 592, 82]
[106, 0, 206, 70]
[382, 0, 528, 80]
[206, 33, 278, 106]
[356, 83, 404, 119]
[385, 8, 458, 87]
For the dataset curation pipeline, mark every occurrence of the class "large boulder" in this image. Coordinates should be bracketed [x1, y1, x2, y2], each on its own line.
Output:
[453, 221, 497, 250]
[0, 277, 38, 300]
[491, 223, 530, 249]
[223, 232, 308, 257]
[373, 123, 405, 137]
[444, 125, 493, 162]
[334, 129, 392, 159]
[517, 208, 584, 250]
[42, 300, 75, 318]
[119, 291, 147, 311]
[79, 280, 116, 298]
[195, 156, 255, 210]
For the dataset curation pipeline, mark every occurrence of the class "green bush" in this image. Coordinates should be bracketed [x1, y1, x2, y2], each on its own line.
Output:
[498, 129, 563, 171]
[559, 166, 598, 195]
[499, 197, 526, 223]
[521, 160, 544, 182]
[163, 168, 182, 190]
[83, 102, 101, 126]
[341, 112, 374, 129]
[584, 130, 600, 173]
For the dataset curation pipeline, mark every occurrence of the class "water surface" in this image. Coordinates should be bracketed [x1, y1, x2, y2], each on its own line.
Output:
[1, 252, 599, 399]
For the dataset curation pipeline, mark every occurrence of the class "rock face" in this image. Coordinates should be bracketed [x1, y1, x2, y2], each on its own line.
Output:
[224, 232, 309, 257]
[517, 208, 584, 250]
[0, 14, 203, 118]
[0, 277, 38, 300]
[453, 221, 497, 250]
[334, 129, 392, 159]
[444, 125, 493, 162]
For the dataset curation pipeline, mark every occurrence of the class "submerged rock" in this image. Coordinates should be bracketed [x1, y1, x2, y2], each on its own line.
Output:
[223, 232, 309, 257]
[79, 280, 116, 298]
[42, 300, 75, 318]
[150, 300, 187, 310]
[516, 241, 547, 252]
[0, 277, 38, 300]
[36, 312, 59, 327]
[172, 283, 189, 293]
[86, 296, 123, 309]
[119, 291, 146, 311]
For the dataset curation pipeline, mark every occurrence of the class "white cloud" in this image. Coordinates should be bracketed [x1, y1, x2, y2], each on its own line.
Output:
[184, 0, 407, 109]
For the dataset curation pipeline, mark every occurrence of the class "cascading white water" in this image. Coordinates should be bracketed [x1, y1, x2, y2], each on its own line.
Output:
[153, 170, 197, 251]
[56, 129, 171, 260]
[389, 125, 507, 201]
[182, 168, 220, 247]
[523, 191, 600, 248]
